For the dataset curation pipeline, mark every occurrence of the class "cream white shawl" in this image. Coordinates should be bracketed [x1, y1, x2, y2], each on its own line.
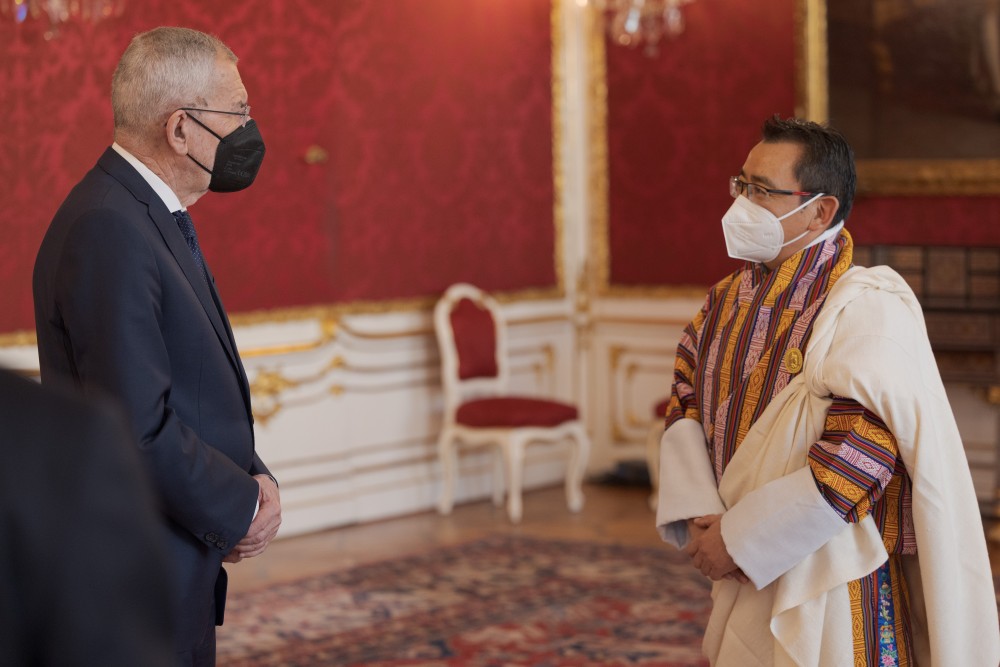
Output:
[657, 266, 1000, 666]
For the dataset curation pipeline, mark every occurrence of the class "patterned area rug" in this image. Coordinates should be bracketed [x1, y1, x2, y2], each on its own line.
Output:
[217, 535, 712, 666]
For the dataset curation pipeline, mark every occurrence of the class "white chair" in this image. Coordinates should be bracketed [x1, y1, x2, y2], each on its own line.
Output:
[433, 283, 590, 523]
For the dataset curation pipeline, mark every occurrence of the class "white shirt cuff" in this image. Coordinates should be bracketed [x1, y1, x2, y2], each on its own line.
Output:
[655, 418, 727, 548]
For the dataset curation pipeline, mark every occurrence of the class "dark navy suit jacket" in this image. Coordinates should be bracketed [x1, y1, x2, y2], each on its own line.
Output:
[0, 368, 177, 665]
[32, 147, 271, 656]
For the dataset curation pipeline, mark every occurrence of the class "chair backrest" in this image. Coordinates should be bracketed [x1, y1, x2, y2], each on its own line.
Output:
[434, 283, 510, 422]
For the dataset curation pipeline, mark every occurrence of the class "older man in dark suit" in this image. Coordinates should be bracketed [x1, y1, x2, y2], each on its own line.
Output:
[33, 27, 280, 666]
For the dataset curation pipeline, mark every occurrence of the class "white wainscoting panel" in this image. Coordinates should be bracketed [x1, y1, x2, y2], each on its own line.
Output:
[238, 300, 582, 537]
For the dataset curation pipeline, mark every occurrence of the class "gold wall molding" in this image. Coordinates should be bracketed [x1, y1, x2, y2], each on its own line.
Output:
[597, 284, 710, 299]
[239, 318, 339, 359]
[587, 8, 612, 298]
[248, 331, 561, 426]
[584, 6, 711, 298]
[552, 0, 568, 295]
[250, 355, 346, 425]
[796, 0, 1000, 195]
[607, 343, 673, 443]
[281, 446, 568, 508]
[268, 435, 436, 471]
[592, 314, 693, 327]
[0, 330, 36, 348]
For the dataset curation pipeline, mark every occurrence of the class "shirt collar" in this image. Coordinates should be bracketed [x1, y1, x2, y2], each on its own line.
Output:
[111, 142, 185, 214]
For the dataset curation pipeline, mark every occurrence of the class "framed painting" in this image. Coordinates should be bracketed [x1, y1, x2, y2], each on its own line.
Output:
[797, 0, 1000, 194]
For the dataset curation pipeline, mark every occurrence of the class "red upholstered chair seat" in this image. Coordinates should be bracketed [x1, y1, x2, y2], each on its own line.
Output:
[456, 397, 579, 428]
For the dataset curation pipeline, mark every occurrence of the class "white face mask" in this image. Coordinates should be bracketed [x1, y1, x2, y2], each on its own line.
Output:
[721, 193, 824, 263]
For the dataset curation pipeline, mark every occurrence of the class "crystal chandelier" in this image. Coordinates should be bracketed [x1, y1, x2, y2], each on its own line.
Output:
[589, 0, 695, 57]
[2, 0, 124, 36]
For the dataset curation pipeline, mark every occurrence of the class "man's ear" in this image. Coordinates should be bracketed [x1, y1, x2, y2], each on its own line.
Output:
[164, 109, 190, 156]
[808, 195, 841, 231]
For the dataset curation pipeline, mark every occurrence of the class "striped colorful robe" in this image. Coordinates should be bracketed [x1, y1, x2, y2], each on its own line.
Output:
[663, 229, 915, 666]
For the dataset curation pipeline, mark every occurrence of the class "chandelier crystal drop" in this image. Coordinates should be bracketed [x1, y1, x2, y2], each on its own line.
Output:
[2, 0, 125, 37]
[590, 0, 695, 57]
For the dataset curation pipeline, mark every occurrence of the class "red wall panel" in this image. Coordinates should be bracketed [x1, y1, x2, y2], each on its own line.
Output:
[0, 0, 556, 334]
[605, 0, 1000, 288]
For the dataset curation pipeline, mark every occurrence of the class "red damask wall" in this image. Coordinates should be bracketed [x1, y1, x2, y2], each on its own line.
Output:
[607, 0, 1000, 288]
[0, 0, 555, 333]
[6, 2, 998, 332]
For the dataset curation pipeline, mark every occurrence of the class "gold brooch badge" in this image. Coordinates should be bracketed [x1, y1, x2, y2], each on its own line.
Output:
[784, 347, 804, 373]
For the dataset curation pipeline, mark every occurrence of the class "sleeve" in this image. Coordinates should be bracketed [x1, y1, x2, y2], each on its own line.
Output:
[656, 287, 728, 548]
[54, 209, 258, 551]
[808, 396, 903, 524]
[663, 299, 708, 431]
[662, 273, 739, 430]
[250, 453, 277, 487]
[718, 402, 904, 589]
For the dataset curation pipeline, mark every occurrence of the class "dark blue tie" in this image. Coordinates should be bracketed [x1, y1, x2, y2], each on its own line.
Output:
[172, 209, 209, 286]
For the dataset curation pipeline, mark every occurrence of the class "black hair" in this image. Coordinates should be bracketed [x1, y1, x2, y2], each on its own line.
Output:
[761, 115, 856, 224]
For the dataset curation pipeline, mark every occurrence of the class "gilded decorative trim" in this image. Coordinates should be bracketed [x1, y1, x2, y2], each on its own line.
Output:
[608, 343, 673, 444]
[0, 330, 36, 347]
[252, 373, 437, 425]
[239, 318, 339, 359]
[250, 356, 345, 425]
[794, 0, 827, 122]
[586, 7, 712, 297]
[796, 0, 1000, 195]
[980, 385, 1000, 406]
[266, 435, 433, 470]
[552, 0, 567, 296]
[598, 284, 710, 299]
[591, 314, 693, 327]
[587, 7, 612, 297]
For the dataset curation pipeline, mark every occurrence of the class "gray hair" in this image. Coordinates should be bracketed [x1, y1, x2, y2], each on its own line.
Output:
[111, 26, 237, 134]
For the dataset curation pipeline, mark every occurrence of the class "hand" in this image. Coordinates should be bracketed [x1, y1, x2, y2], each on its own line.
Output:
[683, 514, 748, 583]
[232, 475, 281, 560]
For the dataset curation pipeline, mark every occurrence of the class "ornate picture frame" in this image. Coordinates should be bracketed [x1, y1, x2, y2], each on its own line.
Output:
[796, 0, 1000, 195]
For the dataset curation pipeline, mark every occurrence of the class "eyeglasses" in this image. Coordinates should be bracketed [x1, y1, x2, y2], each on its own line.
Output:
[729, 176, 820, 200]
[179, 105, 251, 128]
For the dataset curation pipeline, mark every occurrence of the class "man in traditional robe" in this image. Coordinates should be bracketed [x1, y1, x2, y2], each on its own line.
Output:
[656, 115, 999, 666]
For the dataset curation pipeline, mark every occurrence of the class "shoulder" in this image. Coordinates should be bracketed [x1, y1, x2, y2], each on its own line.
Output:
[42, 160, 156, 261]
[827, 265, 922, 334]
[702, 268, 744, 308]
[810, 266, 933, 380]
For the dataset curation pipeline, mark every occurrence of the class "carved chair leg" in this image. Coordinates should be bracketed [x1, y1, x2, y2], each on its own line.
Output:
[491, 445, 505, 507]
[437, 428, 457, 515]
[503, 435, 525, 523]
[565, 423, 589, 513]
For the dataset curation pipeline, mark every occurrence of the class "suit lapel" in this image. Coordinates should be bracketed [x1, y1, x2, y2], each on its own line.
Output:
[205, 269, 255, 429]
[96, 148, 254, 420]
[149, 205, 243, 367]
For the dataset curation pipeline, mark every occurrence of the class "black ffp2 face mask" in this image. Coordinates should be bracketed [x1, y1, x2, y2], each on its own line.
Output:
[186, 116, 266, 193]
